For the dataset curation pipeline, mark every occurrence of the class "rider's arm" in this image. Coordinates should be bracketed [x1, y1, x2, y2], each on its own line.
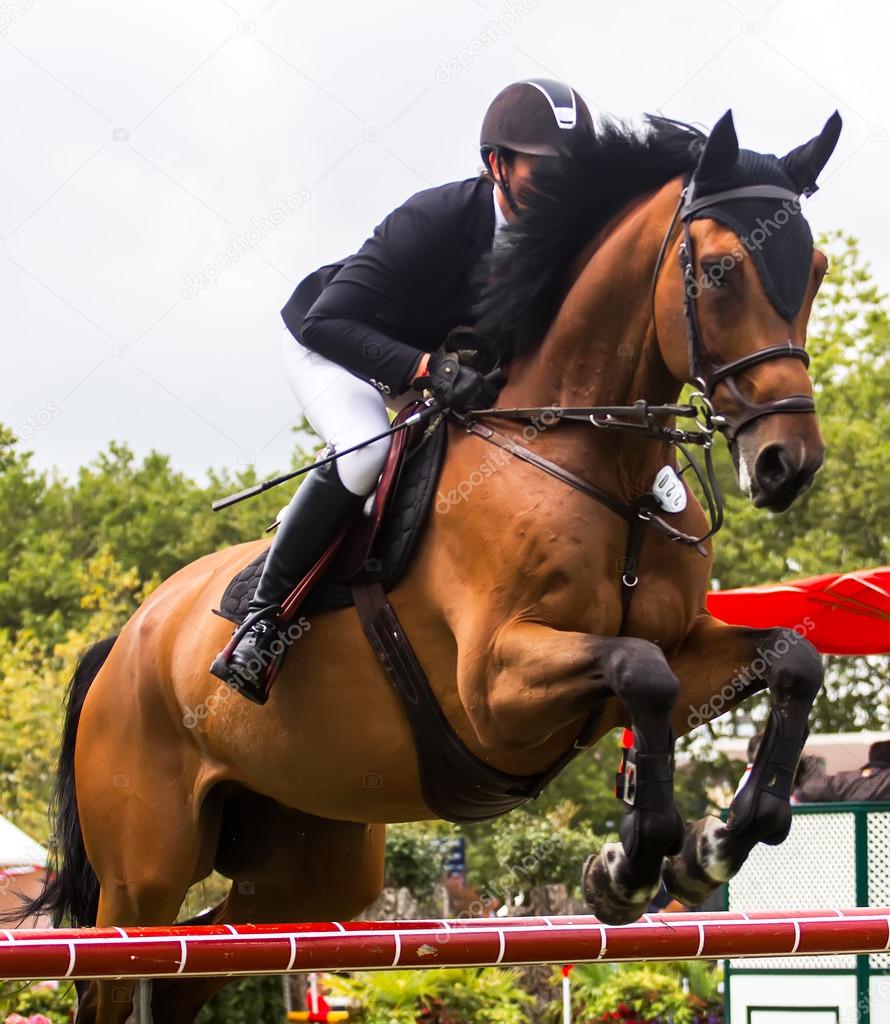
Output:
[300, 190, 448, 396]
[794, 755, 839, 802]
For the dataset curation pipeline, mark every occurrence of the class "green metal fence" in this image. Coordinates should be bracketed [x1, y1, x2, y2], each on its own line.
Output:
[724, 801, 890, 1024]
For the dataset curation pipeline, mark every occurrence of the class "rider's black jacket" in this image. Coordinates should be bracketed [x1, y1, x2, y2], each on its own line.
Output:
[281, 174, 496, 396]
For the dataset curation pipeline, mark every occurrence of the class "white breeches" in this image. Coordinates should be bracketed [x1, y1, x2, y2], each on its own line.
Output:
[280, 329, 392, 496]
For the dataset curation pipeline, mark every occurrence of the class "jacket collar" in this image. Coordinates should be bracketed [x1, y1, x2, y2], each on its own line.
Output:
[466, 175, 496, 254]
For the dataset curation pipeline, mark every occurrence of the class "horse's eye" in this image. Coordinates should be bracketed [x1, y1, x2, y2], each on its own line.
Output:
[700, 261, 729, 289]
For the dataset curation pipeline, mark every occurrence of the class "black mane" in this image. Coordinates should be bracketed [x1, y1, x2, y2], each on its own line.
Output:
[474, 116, 704, 360]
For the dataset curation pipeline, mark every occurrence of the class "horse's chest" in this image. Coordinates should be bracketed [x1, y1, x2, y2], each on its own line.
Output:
[622, 572, 703, 650]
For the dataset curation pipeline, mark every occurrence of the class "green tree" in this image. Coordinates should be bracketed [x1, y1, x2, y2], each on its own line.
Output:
[0, 426, 317, 842]
[384, 821, 453, 899]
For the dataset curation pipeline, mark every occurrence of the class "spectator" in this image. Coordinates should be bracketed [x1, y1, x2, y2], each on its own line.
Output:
[795, 740, 890, 802]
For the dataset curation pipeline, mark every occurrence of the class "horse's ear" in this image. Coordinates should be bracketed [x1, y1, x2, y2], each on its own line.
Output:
[695, 110, 739, 183]
[780, 111, 842, 196]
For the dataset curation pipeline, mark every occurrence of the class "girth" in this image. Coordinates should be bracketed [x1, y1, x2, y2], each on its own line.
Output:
[352, 580, 602, 823]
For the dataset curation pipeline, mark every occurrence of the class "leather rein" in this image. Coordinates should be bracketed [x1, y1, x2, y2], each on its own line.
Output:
[455, 178, 814, 629]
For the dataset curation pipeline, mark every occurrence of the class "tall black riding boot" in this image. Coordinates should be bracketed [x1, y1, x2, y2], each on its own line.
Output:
[213, 461, 363, 704]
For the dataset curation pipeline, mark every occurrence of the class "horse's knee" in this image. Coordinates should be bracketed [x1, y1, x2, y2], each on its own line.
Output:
[605, 638, 679, 712]
[761, 629, 823, 702]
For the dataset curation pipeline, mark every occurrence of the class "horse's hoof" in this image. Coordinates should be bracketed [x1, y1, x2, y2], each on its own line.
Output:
[662, 816, 732, 906]
[581, 843, 660, 926]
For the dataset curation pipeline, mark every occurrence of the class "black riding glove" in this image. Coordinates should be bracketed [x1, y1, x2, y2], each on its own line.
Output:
[413, 350, 502, 412]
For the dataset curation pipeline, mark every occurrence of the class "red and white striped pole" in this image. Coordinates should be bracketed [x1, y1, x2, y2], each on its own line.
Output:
[0, 909, 888, 981]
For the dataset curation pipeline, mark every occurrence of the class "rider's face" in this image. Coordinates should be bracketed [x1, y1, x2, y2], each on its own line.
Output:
[507, 154, 538, 197]
[488, 152, 540, 220]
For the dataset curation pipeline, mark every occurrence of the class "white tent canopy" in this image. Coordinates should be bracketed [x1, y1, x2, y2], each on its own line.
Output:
[0, 815, 47, 870]
[716, 730, 889, 774]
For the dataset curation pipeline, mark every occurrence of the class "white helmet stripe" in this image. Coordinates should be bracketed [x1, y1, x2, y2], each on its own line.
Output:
[523, 78, 577, 130]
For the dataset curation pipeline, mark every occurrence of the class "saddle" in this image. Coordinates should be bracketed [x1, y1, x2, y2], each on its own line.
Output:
[216, 405, 445, 625]
[215, 404, 599, 824]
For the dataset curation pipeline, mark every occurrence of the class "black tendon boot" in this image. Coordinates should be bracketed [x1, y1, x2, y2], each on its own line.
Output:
[211, 461, 363, 703]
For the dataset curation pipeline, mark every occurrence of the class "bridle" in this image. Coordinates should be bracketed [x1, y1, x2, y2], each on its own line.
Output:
[453, 176, 819, 628]
[655, 178, 816, 444]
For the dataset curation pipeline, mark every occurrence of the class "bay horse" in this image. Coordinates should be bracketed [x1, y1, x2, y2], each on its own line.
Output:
[26, 108, 841, 1022]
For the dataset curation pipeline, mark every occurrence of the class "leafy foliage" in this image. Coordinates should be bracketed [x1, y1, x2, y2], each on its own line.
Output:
[489, 802, 601, 894]
[0, 429, 315, 644]
[560, 961, 720, 1023]
[0, 961, 284, 1022]
[195, 974, 284, 1023]
[0, 980, 76, 1023]
[384, 822, 453, 899]
[0, 428, 315, 844]
[330, 967, 533, 1024]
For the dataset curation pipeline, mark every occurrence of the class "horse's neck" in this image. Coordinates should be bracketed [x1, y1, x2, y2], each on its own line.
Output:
[503, 183, 683, 495]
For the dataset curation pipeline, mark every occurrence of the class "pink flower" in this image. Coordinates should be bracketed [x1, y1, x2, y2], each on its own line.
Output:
[4, 1015, 29, 1024]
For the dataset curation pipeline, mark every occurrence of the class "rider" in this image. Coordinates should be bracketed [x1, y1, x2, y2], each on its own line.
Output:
[217, 78, 595, 704]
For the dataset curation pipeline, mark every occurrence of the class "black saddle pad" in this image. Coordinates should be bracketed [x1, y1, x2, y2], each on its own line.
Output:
[217, 418, 446, 624]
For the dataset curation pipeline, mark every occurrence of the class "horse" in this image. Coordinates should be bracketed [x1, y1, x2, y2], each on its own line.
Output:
[24, 108, 841, 1022]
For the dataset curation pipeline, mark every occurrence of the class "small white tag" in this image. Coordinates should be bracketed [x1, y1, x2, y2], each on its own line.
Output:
[653, 465, 687, 513]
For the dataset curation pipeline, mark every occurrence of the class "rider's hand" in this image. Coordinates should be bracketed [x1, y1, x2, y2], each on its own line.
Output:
[412, 349, 502, 412]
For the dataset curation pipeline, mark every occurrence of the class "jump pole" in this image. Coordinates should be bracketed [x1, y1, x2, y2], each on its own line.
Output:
[1, 909, 889, 982]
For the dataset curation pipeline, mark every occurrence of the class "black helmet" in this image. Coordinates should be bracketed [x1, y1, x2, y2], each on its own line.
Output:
[480, 78, 594, 159]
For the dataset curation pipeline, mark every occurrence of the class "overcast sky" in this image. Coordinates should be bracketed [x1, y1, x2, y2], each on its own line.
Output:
[3, 0, 888, 483]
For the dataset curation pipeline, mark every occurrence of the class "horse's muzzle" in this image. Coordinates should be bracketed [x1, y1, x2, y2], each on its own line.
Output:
[749, 439, 824, 512]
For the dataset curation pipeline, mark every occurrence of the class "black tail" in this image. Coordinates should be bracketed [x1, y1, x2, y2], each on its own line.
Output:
[11, 635, 118, 927]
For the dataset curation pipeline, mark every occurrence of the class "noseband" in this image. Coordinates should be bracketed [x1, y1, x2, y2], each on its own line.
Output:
[652, 180, 816, 443]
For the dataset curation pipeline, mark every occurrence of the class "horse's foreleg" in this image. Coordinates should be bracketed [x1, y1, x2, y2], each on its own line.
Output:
[490, 624, 682, 924]
[663, 613, 823, 905]
[576, 638, 684, 924]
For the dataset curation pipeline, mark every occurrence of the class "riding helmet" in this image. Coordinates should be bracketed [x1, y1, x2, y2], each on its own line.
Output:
[480, 78, 594, 159]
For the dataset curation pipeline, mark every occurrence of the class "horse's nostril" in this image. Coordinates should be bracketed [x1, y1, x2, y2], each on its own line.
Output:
[755, 444, 795, 490]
